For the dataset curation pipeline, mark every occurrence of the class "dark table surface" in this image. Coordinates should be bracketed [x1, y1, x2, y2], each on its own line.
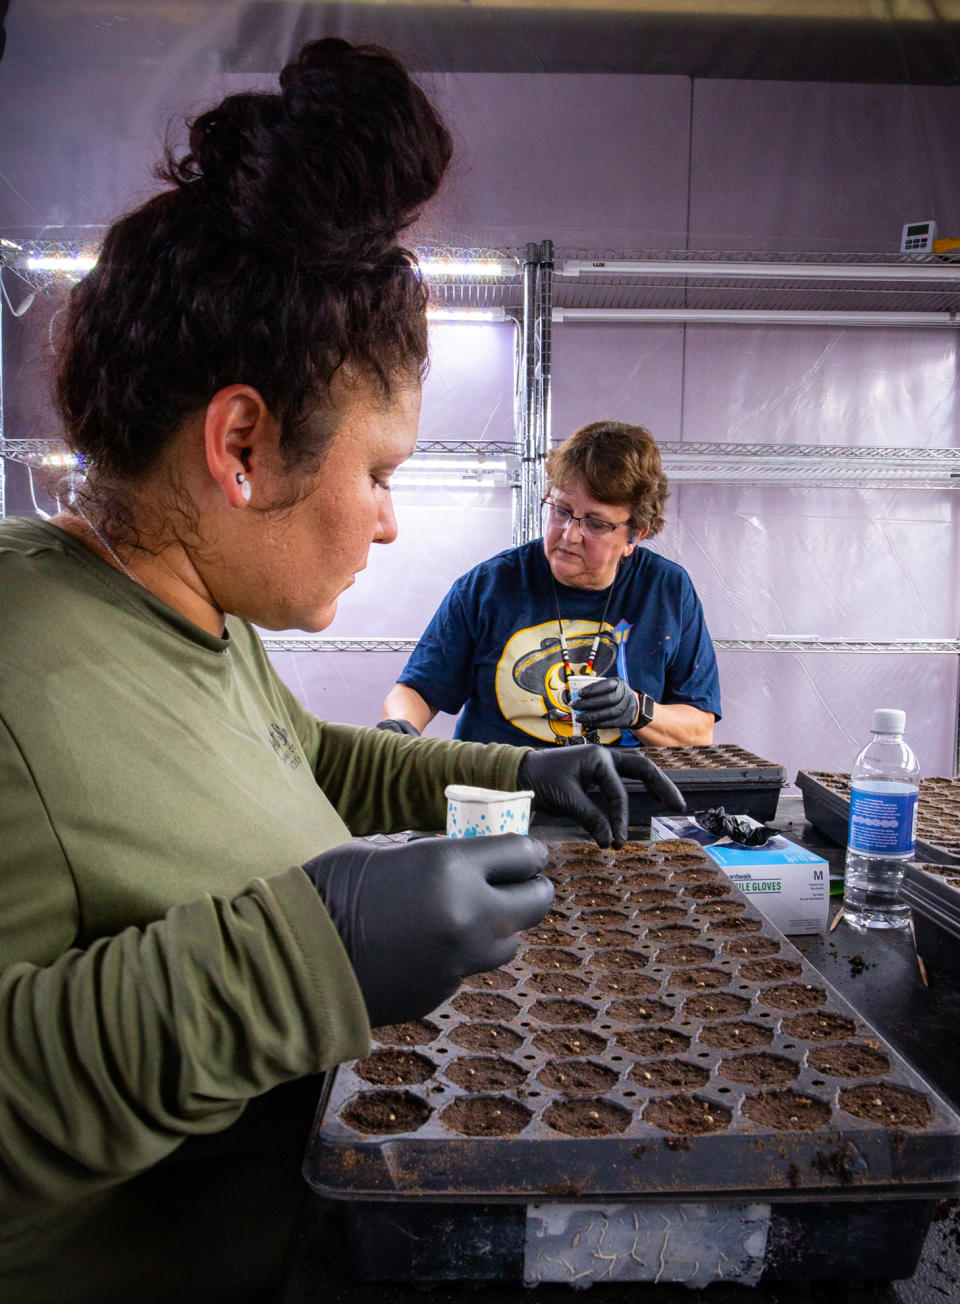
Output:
[282, 791, 960, 1304]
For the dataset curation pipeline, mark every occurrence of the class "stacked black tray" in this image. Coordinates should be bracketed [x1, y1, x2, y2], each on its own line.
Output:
[617, 743, 786, 824]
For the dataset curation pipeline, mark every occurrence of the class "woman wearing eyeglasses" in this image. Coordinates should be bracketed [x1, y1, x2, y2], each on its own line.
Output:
[382, 420, 720, 747]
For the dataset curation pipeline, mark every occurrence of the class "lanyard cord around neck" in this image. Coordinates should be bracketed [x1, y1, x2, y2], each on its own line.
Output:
[551, 563, 620, 677]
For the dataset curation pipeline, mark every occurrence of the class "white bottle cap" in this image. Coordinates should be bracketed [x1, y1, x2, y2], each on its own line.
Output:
[872, 708, 906, 734]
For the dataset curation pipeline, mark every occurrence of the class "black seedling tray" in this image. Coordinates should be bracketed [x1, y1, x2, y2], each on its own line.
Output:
[902, 862, 960, 985]
[618, 743, 786, 824]
[797, 770, 960, 866]
[305, 839, 960, 1205]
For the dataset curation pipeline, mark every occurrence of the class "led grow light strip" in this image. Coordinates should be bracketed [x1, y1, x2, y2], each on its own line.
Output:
[427, 307, 507, 322]
[25, 255, 98, 273]
[560, 259, 960, 282]
[419, 258, 515, 277]
[553, 307, 959, 328]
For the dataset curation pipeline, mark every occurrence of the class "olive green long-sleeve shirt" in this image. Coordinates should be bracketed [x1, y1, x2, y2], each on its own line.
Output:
[0, 519, 525, 1302]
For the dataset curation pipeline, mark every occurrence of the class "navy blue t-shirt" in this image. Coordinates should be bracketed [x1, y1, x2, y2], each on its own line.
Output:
[398, 540, 721, 747]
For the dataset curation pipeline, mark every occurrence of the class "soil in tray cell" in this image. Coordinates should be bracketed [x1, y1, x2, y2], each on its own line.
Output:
[525, 946, 584, 972]
[619, 871, 669, 890]
[591, 971, 661, 997]
[616, 854, 665, 869]
[632, 906, 689, 925]
[682, 992, 751, 1020]
[656, 943, 717, 966]
[462, 968, 518, 991]
[617, 1027, 693, 1056]
[718, 1052, 800, 1087]
[529, 971, 592, 997]
[372, 1018, 439, 1046]
[807, 1043, 891, 1079]
[706, 916, 763, 935]
[695, 899, 748, 917]
[580, 907, 632, 926]
[537, 1059, 619, 1093]
[839, 1084, 933, 1127]
[443, 1056, 527, 1093]
[698, 1020, 774, 1051]
[581, 927, 637, 947]
[629, 1058, 711, 1091]
[341, 1090, 431, 1135]
[739, 958, 804, 984]
[757, 982, 827, 1012]
[530, 997, 597, 1026]
[682, 883, 733, 901]
[646, 839, 705, 856]
[723, 936, 782, 958]
[569, 885, 620, 903]
[670, 866, 724, 883]
[741, 1090, 832, 1131]
[557, 843, 611, 859]
[605, 996, 676, 1024]
[442, 1095, 532, 1137]
[524, 925, 573, 946]
[543, 1098, 631, 1136]
[352, 1049, 436, 1087]
[449, 992, 520, 1021]
[647, 925, 702, 944]
[667, 966, 732, 992]
[560, 857, 610, 875]
[643, 1094, 732, 1135]
[781, 1012, 858, 1042]
[448, 1023, 524, 1053]
[533, 1027, 608, 1057]
[590, 947, 650, 971]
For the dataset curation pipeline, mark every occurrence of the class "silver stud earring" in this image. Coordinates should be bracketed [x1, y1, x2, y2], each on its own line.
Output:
[236, 472, 252, 502]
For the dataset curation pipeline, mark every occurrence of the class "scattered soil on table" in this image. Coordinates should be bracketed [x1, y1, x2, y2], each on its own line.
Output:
[682, 883, 732, 900]
[629, 1058, 711, 1091]
[592, 971, 661, 996]
[757, 982, 827, 1011]
[341, 1090, 431, 1135]
[656, 943, 717, 966]
[449, 992, 520, 1021]
[442, 1094, 531, 1136]
[643, 1093, 732, 1134]
[443, 1057, 527, 1093]
[570, 889, 622, 907]
[606, 996, 676, 1024]
[372, 1019, 438, 1047]
[739, 958, 804, 983]
[524, 946, 583, 972]
[723, 936, 781, 958]
[741, 1089, 832, 1130]
[848, 952, 873, 977]
[781, 1011, 858, 1042]
[696, 899, 748, 916]
[532, 1027, 607, 1057]
[619, 872, 669, 890]
[528, 970, 592, 996]
[682, 992, 751, 1019]
[839, 1083, 933, 1127]
[536, 1059, 618, 1093]
[807, 1043, 891, 1079]
[543, 1098, 631, 1136]
[718, 1052, 800, 1086]
[353, 1049, 436, 1087]
[698, 1020, 774, 1050]
[461, 968, 517, 991]
[647, 924, 702, 944]
[590, 947, 649, 971]
[667, 966, 732, 991]
[523, 925, 571, 946]
[616, 1026, 692, 1056]
[706, 916, 763, 934]
[529, 997, 596, 1025]
[447, 1023, 523, 1053]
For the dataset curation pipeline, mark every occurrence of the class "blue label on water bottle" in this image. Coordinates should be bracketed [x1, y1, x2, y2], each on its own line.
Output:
[848, 785, 918, 856]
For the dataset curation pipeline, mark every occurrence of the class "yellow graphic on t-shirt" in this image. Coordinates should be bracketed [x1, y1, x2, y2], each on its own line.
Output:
[494, 619, 621, 744]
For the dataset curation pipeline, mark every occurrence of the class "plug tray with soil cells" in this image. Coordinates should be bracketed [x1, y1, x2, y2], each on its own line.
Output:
[303, 837, 960, 1287]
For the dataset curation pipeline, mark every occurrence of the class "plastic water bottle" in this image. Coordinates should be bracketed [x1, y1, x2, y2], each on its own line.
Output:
[842, 708, 919, 930]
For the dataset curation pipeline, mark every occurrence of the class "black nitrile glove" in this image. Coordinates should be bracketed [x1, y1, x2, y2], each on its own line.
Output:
[518, 745, 686, 848]
[375, 718, 421, 737]
[303, 835, 553, 1027]
[572, 676, 640, 731]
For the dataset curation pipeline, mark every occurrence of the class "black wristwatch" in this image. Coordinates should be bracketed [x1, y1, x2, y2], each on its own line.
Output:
[633, 692, 655, 731]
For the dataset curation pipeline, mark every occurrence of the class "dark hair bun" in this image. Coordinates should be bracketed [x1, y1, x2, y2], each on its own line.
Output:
[163, 37, 451, 263]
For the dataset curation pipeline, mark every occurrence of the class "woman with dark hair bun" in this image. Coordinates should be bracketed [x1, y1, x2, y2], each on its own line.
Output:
[0, 37, 680, 1303]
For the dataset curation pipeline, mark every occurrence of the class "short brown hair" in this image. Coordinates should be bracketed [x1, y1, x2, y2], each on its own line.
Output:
[545, 420, 668, 537]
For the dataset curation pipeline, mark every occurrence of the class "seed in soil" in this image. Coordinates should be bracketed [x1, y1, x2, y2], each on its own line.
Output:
[570, 889, 622, 907]
[741, 1090, 831, 1131]
[723, 936, 781, 958]
[543, 1098, 631, 1136]
[681, 992, 751, 1019]
[616, 1026, 692, 1056]
[757, 983, 826, 1012]
[461, 968, 517, 991]
[696, 899, 748, 916]
[738, 959, 804, 984]
[372, 1018, 439, 1046]
[450, 992, 520, 1021]
[533, 1026, 608, 1057]
[781, 1012, 857, 1042]
[606, 996, 676, 1024]
[628, 1058, 710, 1091]
[442, 1094, 532, 1137]
[523, 926, 571, 946]
[537, 1059, 619, 1093]
[647, 925, 702, 944]
[341, 1090, 431, 1135]
[656, 943, 716, 966]
[647, 840, 705, 857]
[643, 1093, 732, 1135]
[581, 928, 636, 947]
[707, 916, 763, 935]
[447, 1023, 523, 1053]
[682, 883, 732, 900]
[619, 872, 668, 890]
[591, 970, 661, 996]
[443, 1056, 527, 1093]
[838, 1084, 933, 1128]
[352, 1049, 436, 1086]
[590, 947, 649, 971]
[530, 997, 597, 1026]
[528, 971, 591, 996]
[718, 1052, 799, 1086]
[633, 906, 689, 925]
[671, 866, 724, 883]
[525, 946, 583, 972]
[698, 1020, 774, 1051]
[622, 888, 676, 906]
[668, 966, 731, 991]
[807, 1044, 891, 1079]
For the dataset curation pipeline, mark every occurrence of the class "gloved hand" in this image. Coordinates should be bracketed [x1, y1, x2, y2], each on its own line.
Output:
[518, 745, 685, 849]
[572, 676, 641, 731]
[303, 835, 553, 1027]
[376, 718, 421, 737]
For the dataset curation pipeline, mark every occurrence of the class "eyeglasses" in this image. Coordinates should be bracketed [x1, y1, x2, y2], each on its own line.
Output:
[541, 498, 633, 541]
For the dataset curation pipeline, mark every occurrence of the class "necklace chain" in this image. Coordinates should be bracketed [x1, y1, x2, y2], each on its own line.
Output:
[71, 504, 145, 588]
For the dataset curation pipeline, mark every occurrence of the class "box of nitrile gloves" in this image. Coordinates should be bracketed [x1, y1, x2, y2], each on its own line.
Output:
[650, 814, 830, 935]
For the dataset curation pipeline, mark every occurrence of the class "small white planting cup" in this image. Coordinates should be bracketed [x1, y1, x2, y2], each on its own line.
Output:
[566, 674, 596, 737]
[445, 785, 535, 838]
